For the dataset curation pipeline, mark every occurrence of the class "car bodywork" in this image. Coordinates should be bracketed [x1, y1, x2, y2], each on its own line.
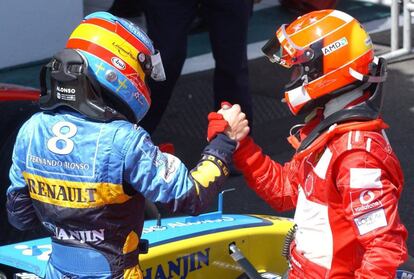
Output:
[0, 83, 40, 102]
[0, 209, 294, 278]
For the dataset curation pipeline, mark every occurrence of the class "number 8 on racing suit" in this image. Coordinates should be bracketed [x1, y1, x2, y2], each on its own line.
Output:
[6, 12, 240, 279]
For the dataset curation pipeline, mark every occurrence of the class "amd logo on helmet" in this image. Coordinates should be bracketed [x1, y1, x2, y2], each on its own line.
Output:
[322, 37, 348, 56]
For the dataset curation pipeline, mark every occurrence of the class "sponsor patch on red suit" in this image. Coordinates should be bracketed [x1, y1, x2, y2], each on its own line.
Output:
[304, 174, 314, 197]
[350, 189, 383, 216]
[353, 208, 388, 235]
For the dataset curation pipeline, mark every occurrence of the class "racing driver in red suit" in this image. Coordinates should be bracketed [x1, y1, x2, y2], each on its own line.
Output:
[208, 9, 408, 278]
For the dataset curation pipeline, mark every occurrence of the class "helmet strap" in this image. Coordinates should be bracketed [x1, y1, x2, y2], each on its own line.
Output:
[349, 67, 387, 83]
[348, 57, 387, 83]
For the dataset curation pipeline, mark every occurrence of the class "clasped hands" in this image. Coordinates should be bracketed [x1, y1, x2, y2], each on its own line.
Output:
[207, 103, 250, 143]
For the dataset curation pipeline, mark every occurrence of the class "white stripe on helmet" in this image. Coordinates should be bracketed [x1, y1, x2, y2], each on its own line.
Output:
[286, 85, 311, 108]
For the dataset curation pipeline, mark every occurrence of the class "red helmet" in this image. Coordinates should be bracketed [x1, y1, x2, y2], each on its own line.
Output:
[262, 9, 382, 115]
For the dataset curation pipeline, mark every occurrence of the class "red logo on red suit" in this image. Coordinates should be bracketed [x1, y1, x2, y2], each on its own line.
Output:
[304, 174, 313, 197]
[350, 189, 382, 215]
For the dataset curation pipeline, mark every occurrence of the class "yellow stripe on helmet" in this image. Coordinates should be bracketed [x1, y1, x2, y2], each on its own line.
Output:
[69, 23, 146, 80]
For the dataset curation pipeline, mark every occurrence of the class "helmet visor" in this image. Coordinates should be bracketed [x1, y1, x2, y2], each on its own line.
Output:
[262, 24, 313, 68]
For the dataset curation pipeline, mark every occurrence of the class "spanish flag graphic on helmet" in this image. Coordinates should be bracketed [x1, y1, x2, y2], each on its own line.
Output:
[64, 11, 165, 123]
[262, 9, 381, 115]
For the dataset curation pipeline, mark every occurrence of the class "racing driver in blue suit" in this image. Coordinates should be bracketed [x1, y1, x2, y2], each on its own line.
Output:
[6, 12, 249, 279]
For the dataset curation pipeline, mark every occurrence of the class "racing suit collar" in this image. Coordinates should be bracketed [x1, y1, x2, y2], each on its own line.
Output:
[288, 87, 385, 157]
[56, 108, 88, 119]
[290, 119, 388, 160]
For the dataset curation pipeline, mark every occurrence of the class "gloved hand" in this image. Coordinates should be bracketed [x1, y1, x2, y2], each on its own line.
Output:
[218, 103, 250, 142]
[207, 112, 229, 141]
[207, 102, 250, 142]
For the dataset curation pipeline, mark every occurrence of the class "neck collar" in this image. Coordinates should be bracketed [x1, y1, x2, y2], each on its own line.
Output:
[323, 89, 364, 118]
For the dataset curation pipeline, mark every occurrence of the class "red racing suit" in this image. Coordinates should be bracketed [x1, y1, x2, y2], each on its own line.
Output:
[233, 114, 408, 278]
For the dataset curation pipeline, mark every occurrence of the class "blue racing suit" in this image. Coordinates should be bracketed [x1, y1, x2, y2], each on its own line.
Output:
[6, 110, 235, 278]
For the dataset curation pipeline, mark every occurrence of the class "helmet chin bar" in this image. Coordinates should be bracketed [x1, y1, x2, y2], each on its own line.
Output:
[283, 65, 312, 115]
